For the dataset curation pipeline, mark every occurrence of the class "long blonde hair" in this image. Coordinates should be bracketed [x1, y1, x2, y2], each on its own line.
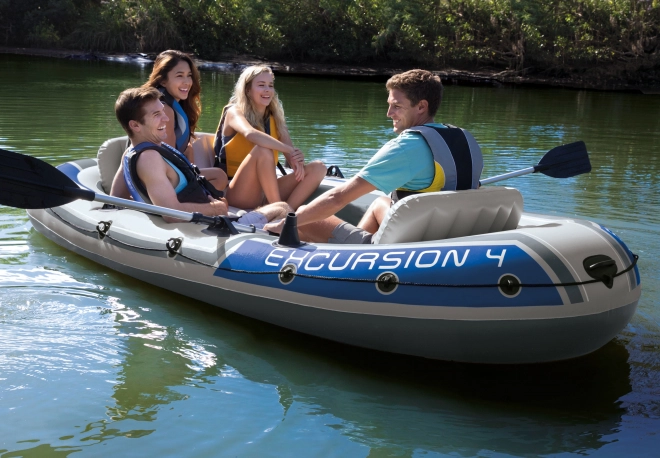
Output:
[229, 66, 288, 136]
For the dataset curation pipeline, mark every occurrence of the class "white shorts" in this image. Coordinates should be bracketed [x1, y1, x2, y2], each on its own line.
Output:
[236, 211, 268, 229]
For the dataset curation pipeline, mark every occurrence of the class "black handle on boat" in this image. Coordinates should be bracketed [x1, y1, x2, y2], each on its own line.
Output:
[480, 141, 591, 185]
[0, 148, 266, 235]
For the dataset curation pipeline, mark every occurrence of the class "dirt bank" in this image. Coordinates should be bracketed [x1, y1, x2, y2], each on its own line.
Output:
[2, 46, 658, 94]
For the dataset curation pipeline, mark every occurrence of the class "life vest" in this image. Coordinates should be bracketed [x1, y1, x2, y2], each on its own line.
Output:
[159, 87, 190, 152]
[123, 142, 223, 205]
[213, 105, 279, 178]
[392, 124, 483, 202]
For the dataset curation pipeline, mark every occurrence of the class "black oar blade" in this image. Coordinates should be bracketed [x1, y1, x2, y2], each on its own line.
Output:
[536, 141, 591, 178]
[0, 148, 94, 209]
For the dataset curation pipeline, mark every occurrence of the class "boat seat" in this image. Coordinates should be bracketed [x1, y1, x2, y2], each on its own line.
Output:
[371, 187, 523, 244]
[97, 136, 130, 193]
[97, 133, 216, 193]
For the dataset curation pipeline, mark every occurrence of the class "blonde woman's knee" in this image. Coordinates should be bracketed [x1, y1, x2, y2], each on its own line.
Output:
[250, 145, 275, 160]
[305, 160, 327, 178]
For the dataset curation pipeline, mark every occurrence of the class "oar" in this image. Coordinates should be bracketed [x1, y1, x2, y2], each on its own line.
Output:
[480, 141, 590, 185]
[0, 148, 263, 235]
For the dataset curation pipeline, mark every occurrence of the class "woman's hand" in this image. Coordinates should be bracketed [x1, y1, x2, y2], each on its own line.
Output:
[289, 147, 305, 164]
[291, 160, 305, 182]
[288, 147, 306, 181]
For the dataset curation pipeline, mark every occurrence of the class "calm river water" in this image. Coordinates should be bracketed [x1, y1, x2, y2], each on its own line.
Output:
[1, 55, 659, 457]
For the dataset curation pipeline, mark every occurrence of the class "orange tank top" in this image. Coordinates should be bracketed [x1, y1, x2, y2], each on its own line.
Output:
[214, 106, 279, 178]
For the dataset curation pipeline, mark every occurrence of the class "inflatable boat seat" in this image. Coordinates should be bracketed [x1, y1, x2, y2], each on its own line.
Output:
[97, 136, 129, 193]
[371, 187, 523, 244]
[97, 133, 216, 193]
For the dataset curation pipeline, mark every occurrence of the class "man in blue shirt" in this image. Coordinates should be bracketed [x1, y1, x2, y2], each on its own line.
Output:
[265, 69, 482, 243]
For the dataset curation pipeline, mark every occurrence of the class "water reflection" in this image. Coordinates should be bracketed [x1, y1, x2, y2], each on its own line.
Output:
[199, 312, 631, 456]
[64, 289, 634, 455]
[2, 273, 633, 456]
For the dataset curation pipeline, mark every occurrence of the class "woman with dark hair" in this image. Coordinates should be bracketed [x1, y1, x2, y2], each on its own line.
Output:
[142, 50, 227, 190]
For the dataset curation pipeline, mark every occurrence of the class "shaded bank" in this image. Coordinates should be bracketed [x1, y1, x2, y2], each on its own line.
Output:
[1, 46, 658, 93]
[1, 0, 658, 93]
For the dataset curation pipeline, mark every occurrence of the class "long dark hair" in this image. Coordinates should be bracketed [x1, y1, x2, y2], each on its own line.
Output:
[142, 50, 202, 135]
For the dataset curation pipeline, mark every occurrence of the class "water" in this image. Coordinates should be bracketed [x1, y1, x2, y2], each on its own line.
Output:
[1, 54, 659, 457]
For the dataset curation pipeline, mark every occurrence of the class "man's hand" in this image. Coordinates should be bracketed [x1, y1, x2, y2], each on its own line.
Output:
[208, 196, 228, 216]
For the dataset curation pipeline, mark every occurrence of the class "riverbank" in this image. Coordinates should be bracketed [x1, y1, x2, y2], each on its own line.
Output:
[2, 46, 658, 94]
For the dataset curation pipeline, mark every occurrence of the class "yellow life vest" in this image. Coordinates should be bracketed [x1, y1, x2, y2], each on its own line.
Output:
[214, 106, 279, 178]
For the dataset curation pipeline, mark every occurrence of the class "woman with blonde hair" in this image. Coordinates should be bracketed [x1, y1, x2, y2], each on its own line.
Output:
[214, 65, 326, 210]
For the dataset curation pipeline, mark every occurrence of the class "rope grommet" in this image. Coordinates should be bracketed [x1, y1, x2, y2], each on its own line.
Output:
[376, 272, 399, 295]
[279, 264, 297, 285]
[498, 274, 521, 297]
[166, 237, 183, 258]
[96, 221, 112, 240]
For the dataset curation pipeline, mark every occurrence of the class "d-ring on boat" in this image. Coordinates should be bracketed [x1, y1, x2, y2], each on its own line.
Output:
[0, 134, 641, 364]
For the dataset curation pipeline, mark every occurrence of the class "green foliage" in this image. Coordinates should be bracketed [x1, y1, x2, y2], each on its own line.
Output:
[1, 0, 658, 79]
[66, 0, 183, 52]
[0, 0, 80, 47]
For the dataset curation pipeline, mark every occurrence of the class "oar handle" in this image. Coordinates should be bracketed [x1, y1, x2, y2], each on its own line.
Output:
[94, 194, 266, 234]
[479, 167, 536, 185]
[95, 194, 201, 221]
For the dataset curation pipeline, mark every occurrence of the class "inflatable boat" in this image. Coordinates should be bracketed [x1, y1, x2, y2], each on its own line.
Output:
[0, 135, 641, 363]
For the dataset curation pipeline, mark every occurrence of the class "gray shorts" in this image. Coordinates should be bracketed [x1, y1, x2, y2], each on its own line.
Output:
[236, 211, 268, 229]
[329, 222, 373, 244]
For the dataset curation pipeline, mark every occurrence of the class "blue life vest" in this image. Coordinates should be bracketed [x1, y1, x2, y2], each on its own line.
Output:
[392, 124, 483, 201]
[123, 142, 222, 204]
[159, 87, 190, 152]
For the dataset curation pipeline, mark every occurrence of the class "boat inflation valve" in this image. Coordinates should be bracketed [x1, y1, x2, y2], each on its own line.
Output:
[376, 272, 399, 295]
[583, 255, 617, 289]
[166, 237, 183, 258]
[96, 220, 112, 240]
[279, 264, 297, 285]
[498, 274, 521, 297]
[278, 213, 304, 247]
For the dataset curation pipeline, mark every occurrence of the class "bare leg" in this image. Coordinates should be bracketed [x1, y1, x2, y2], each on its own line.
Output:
[226, 146, 281, 209]
[200, 167, 228, 193]
[357, 196, 392, 233]
[254, 201, 292, 222]
[277, 160, 327, 210]
[183, 143, 196, 164]
[296, 215, 345, 243]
